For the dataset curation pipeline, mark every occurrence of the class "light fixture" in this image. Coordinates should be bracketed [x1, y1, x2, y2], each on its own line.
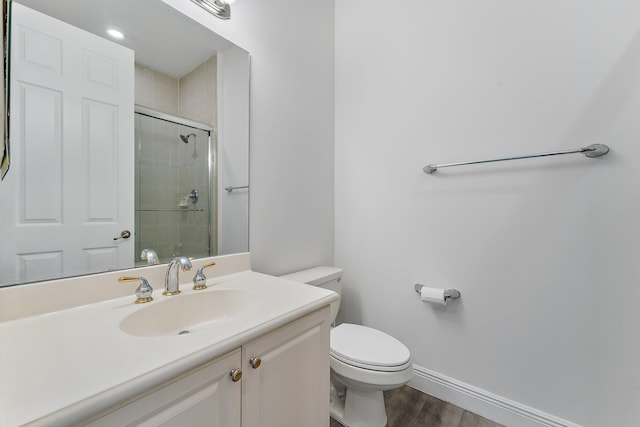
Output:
[191, 0, 236, 20]
[106, 28, 125, 40]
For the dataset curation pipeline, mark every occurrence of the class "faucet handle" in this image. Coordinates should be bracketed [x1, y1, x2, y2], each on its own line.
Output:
[193, 261, 217, 290]
[119, 276, 153, 304]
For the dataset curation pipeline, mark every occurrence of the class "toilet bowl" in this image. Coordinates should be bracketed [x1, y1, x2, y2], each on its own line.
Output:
[280, 267, 413, 427]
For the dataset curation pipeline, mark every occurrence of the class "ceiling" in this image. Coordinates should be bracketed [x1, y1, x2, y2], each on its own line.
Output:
[16, 0, 233, 78]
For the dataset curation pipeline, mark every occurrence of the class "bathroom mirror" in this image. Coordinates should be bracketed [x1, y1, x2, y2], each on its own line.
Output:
[0, 0, 250, 287]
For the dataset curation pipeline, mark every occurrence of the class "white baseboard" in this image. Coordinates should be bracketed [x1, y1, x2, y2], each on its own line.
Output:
[409, 364, 582, 427]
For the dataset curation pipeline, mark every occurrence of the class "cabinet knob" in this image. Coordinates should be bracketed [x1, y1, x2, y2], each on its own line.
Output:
[230, 369, 243, 382]
[250, 357, 262, 369]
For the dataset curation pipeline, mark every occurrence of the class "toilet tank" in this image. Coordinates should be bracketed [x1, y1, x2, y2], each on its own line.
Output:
[280, 266, 343, 322]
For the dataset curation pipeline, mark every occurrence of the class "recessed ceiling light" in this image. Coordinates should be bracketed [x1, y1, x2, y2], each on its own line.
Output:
[106, 29, 125, 40]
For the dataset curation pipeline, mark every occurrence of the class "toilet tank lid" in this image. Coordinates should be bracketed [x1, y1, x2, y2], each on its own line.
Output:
[280, 266, 343, 286]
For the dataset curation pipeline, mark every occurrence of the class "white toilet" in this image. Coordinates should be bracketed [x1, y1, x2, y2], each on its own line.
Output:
[280, 267, 413, 427]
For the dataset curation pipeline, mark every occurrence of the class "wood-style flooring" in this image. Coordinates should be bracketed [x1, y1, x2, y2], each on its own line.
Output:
[330, 385, 505, 427]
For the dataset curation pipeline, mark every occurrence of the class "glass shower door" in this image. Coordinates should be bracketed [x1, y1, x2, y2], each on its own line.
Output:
[134, 112, 214, 264]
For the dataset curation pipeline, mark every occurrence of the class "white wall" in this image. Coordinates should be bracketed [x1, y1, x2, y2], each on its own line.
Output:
[162, 0, 335, 274]
[217, 45, 250, 255]
[335, 1, 640, 427]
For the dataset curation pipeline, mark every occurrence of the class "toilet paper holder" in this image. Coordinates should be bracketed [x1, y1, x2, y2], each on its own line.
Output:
[414, 284, 461, 301]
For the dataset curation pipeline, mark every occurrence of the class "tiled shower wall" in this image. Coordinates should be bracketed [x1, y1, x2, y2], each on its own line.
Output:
[135, 64, 180, 116]
[134, 57, 217, 262]
[179, 56, 218, 129]
[135, 56, 217, 127]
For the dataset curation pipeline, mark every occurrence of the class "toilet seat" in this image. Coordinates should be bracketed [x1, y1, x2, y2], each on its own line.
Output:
[330, 324, 411, 372]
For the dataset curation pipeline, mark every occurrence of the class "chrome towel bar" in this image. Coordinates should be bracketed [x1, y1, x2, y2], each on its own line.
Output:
[136, 208, 204, 212]
[423, 144, 609, 174]
[225, 185, 249, 193]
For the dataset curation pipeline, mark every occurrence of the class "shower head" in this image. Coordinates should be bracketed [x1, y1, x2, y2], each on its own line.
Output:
[180, 133, 196, 144]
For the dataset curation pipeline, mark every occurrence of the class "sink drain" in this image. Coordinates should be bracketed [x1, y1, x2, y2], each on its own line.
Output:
[178, 330, 190, 335]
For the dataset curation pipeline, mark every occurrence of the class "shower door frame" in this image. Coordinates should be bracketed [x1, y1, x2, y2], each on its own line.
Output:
[134, 104, 216, 261]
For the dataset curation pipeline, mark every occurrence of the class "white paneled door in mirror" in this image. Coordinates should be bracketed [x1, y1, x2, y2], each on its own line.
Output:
[0, 4, 134, 284]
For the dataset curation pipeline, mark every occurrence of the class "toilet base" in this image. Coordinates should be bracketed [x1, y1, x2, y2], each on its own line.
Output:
[330, 383, 387, 427]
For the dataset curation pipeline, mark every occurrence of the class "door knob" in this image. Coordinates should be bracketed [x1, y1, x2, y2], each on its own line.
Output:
[114, 230, 131, 240]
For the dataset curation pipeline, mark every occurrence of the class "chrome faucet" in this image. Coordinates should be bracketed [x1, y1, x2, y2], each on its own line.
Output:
[140, 248, 159, 265]
[163, 256, 192, 296]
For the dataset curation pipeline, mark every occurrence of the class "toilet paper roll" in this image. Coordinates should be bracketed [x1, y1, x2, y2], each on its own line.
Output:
[420, 287, 447, 306]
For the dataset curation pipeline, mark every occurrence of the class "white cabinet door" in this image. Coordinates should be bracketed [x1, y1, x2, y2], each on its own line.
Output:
[242, 307, 332, 427]
[86, 349, 242, 427]
[0, 3, 134, 284]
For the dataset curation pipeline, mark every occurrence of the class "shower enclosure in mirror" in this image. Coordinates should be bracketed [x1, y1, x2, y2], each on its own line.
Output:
[135, 109, 215, 264]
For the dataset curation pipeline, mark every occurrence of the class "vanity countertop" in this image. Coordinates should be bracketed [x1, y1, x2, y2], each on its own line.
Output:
[0, 269, 338, 427]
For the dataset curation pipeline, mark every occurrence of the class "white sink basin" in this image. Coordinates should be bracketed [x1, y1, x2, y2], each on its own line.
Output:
[120, 289, 260, 337]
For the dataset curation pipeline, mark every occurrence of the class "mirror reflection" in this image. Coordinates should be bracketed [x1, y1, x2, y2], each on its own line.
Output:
[135, 108, 214, 263]
[0, 0, 250, 287]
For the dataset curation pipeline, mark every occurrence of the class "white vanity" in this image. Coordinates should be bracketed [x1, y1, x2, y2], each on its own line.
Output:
[0, 254, 338, 426]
